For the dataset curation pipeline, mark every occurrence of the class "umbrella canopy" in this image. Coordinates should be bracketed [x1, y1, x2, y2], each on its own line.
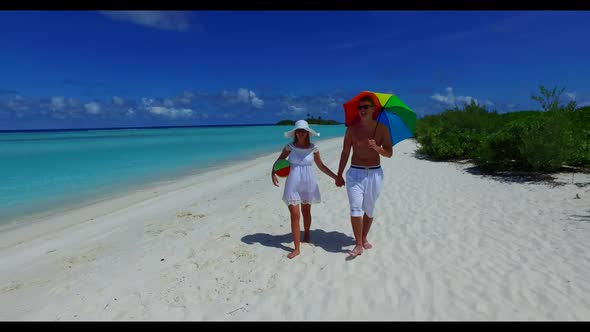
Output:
[343, 91, 416, 145]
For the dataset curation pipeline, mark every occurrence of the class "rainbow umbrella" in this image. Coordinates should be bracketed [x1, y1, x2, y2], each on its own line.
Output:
[343, 91, 416, 145]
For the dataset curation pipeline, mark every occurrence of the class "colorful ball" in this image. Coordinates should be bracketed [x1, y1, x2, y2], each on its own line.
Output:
[273, 159, 290, 178]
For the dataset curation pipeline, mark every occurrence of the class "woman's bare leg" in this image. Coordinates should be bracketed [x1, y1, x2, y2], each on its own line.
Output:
[287, 204, 301, 259]
[301, 204, 312, 243]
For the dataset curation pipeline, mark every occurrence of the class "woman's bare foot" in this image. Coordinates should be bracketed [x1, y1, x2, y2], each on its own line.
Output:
[287, 249, 300, 259]
[349, 245, 363, 257]
[303, 231, 310, 243]
[362, 241, 373, 249]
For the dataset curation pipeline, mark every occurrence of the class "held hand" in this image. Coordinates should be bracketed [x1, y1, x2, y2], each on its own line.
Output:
[272, 173, 279, 187]
[335, 175, 345, 187]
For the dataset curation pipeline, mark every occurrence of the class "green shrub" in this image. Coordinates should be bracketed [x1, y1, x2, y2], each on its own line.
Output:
[519, 111, 568, 172]
[416, 101, 501, 160]
[472, 118, 533, 171]
[416, 85, 589, 173]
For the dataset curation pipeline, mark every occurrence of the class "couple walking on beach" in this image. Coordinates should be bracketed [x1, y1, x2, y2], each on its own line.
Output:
[271, 96, 393, 259]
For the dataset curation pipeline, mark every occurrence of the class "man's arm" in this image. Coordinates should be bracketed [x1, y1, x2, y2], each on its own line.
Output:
[337, 128, 352, 177]
[380, 125, 393, 158]
[368, 125, 393, 158]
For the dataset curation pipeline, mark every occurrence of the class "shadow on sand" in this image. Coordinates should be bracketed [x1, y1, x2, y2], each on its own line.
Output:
[411, 151, 570, 186]
[241, 229, 355, 254]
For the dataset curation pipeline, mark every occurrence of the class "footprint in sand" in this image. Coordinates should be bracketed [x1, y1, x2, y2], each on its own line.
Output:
[63, 246, 105, 269]
[145, 213, 204, 237]
[243, 204, 257, 214]
[217, 233, 231, 240]
[30, 278, 52, 288]
[173, 229, 188, 236]
[231, 244, 255, 263]
[177, 211, 206, 220]
[1, 281, 24, 293]
[49, 285, 69, 296]
[145, 227, 164, 236]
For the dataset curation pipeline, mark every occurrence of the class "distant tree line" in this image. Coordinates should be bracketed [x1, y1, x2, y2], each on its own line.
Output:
[277, 114, 341, 125]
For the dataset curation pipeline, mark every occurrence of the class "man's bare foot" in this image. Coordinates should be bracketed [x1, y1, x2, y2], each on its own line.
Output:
[362, 241, 373, 249]
[349, 245, 363, 257]
[287, 249, 300, 259]
[303, 232, 310, 243]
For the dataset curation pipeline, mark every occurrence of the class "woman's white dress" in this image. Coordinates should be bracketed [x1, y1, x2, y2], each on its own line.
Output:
[282, 142, 321, 206]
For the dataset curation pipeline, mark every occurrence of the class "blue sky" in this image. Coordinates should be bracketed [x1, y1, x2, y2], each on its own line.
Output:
[1, 10, 589, 129]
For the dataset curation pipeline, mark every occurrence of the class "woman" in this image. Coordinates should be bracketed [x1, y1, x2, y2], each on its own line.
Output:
[271, 120, 338, 259]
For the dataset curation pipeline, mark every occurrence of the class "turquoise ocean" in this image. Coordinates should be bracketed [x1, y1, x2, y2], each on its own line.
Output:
[0, 125, 345, 225]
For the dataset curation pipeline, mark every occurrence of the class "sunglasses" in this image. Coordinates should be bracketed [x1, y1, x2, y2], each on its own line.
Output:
[358, 104, 373, 110]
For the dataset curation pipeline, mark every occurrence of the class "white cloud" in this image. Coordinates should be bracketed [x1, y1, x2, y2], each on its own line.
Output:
[456, 96, 479, 105]
[238, 88, 264, 109]
[288, 105, 307, 114]
[174, 91, 195, 105]
[277, 94, 344, 119]
[251, 96, 264, 109]
[47, 96, 80, 113]
[113, 96, 125, 106]
[221, 88, 264, 109]
[236, 88, 251, 103]
[431, 87, 487, 107]
[84, 102, 102, 114]
[141, 98, 155, 107]
[126, 108, 136, 117]
[148, 106, 193, 118]
[431, 94, 447, 104]
[163, 99, 174, 107]
[51, 96, 66, 111]
[565, 92, 577, 101]
[6, 95, 29, 112]
[431, 87, 455, 106]
[99, 11, 191, 32]
[136, 97, 202, 118]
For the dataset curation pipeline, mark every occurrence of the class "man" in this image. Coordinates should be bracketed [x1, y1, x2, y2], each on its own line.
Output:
[336, 96, 393, 257]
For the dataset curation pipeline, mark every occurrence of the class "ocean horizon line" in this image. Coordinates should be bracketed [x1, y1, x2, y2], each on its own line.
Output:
[0, 122, 346, 134]
[0, 123, 281, 134]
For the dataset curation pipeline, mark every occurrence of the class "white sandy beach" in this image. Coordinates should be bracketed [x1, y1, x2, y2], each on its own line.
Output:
[1, 137, 590, 321]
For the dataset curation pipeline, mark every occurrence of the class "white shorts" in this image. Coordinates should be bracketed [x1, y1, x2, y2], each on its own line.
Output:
[346, 165, 384, 218]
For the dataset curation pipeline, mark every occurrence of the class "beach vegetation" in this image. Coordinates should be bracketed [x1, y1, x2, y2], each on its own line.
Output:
[416, 86, 590, 173]
[277, 116, 341, 126]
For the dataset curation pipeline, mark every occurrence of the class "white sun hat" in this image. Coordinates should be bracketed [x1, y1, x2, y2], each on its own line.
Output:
[284, 120, 320, 138]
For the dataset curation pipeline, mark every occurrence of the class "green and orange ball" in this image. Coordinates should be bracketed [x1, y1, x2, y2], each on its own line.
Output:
[273, 159, 290, 177]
